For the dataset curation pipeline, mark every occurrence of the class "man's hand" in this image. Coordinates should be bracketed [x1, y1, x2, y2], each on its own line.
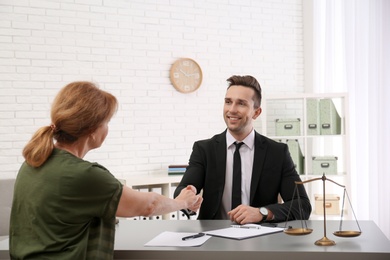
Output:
[175, 185, 203, 211]
[228, 205, 262, 224]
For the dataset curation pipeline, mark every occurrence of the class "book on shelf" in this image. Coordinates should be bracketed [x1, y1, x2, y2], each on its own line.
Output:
[168, 165, 188, 175]
[168, 164, 188, 168]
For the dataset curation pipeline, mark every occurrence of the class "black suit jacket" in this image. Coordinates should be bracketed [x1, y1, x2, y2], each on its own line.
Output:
[174, 130, 311, 222]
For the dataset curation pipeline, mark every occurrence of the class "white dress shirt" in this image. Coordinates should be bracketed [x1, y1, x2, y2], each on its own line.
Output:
[220, 129, 255, 219]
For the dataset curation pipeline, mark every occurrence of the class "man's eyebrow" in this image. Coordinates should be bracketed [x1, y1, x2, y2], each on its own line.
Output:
[224, 97, 248, 104]
[236, 98, 249, 104]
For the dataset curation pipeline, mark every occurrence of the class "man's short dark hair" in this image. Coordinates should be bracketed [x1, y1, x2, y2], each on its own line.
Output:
[226, 75, 262, 108]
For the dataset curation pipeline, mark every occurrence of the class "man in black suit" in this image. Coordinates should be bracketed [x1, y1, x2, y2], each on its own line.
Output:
[174, 75, 311, 224]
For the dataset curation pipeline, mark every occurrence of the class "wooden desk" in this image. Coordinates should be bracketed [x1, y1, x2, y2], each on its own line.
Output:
[1, 220, 389, 259]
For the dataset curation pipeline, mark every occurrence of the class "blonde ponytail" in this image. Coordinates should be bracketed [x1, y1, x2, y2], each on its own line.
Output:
[22, 126, 55, 167]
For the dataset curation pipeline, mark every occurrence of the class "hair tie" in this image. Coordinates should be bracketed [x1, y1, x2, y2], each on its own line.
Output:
[50, 124, 57, 132]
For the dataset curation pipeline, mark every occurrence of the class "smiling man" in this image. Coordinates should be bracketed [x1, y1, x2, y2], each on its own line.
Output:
[174, 75, 311, 224]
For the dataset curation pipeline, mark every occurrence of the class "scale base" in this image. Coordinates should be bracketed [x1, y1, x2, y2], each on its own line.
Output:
[315, 236, 336, 246]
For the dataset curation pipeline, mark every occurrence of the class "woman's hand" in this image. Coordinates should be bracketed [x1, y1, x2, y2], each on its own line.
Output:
[175, 185, 203, 211]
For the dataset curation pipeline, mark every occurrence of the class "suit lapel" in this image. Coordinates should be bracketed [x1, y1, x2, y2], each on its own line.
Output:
[215, 131, 227, 187]
[250, 132, 267, 204]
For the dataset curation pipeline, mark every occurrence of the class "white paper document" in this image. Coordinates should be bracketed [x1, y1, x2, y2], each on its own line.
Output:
[144, 231, 211, 247]
[204, 224, 284, 240]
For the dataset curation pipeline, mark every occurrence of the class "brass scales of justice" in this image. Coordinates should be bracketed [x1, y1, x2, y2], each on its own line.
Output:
[283, 173, 362, 246]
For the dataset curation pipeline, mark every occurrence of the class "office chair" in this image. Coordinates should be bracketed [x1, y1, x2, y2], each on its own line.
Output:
[0, 178, 16, 236]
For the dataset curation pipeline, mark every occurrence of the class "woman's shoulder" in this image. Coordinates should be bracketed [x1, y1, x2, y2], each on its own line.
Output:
[49, 149, 112, 179]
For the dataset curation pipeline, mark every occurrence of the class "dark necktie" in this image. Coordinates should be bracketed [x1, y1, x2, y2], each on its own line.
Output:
[232, 142, 244, 210]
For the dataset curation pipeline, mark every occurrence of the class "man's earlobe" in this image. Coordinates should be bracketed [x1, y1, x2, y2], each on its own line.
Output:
[253, 107, 262, 119]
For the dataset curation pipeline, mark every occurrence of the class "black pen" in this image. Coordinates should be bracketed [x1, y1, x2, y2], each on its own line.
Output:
[231, 225, 260, 229]
[182, 232, 205, 241]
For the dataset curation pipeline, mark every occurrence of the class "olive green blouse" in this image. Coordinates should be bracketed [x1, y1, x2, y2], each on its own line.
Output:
[10, 148, 123, 259]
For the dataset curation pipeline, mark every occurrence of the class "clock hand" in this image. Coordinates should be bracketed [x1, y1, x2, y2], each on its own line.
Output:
[179, 69, 189, 77]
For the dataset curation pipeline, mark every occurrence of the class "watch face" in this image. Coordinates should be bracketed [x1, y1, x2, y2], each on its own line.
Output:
[260, 207, 268, 216]
[170, 58, 202, 93]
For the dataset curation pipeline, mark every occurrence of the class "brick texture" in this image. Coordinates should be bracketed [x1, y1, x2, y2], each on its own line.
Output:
[0, 0, 304, 178]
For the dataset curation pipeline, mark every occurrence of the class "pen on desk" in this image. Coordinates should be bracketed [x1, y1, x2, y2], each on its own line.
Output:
[231, 225, 260, 229]
[182, 232, 205, 241]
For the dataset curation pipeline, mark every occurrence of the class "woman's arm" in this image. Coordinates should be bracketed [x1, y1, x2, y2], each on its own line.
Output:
[116, 185, 202, 218]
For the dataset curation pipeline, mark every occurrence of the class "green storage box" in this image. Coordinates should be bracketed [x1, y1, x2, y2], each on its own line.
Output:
[286, 139, 304, 175]
[312, 156, 338, 175]
[319, 99, 341, 135]
[275, 118, 301, 136]
[306, 99, 320, 135]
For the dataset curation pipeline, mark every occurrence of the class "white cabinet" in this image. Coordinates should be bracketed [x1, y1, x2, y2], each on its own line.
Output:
[255, 93, 351, 219]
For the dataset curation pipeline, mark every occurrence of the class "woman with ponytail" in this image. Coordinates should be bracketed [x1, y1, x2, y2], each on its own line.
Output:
[10, 81, 202, 259]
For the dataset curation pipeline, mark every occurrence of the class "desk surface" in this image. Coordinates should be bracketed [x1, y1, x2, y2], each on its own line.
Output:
[1, 220, 390, 260]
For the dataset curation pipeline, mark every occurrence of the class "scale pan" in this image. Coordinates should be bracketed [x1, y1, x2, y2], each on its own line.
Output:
[284, 228, 313, 236]
[333, 231, 361, 237]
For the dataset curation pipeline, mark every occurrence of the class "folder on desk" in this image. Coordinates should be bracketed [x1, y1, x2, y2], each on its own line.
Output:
[204, 224, 283, 240]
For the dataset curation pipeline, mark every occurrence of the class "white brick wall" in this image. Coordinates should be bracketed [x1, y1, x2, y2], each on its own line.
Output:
[0, 0, 304, 179]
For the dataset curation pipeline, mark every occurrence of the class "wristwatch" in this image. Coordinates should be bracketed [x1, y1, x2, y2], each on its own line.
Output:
[259, 207, 269, 222]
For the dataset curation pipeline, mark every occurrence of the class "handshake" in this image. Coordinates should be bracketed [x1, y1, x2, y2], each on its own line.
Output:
[175, 185, 203, 218]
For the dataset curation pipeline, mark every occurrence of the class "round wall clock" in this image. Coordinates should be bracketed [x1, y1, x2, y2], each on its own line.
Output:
[169, 58, 203, 93]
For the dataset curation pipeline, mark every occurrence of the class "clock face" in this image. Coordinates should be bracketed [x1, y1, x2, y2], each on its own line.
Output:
[169, 58, 203, 93]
